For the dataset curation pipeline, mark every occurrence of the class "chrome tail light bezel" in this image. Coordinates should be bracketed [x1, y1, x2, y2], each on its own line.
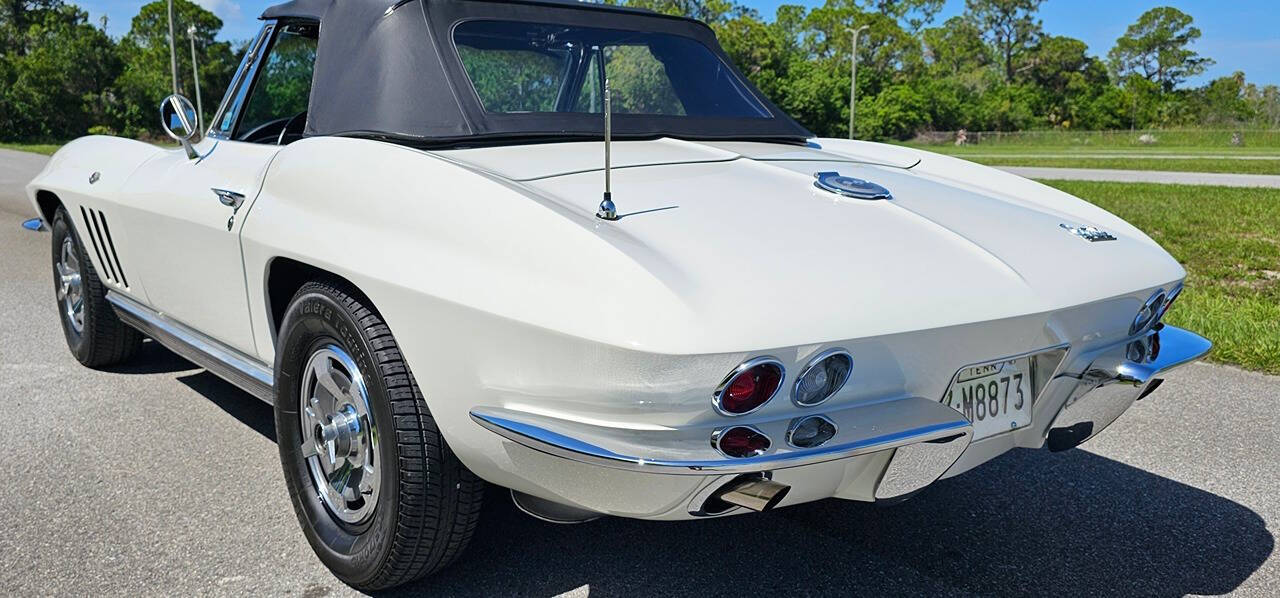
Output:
[711, 425, 772, 458]
[1154, 283, 1183, 325]
[712, 356, 785, 417]
[791, 348, 853, 407]
[1130, 289, 1168, 336]
[785, 414, 839, 449]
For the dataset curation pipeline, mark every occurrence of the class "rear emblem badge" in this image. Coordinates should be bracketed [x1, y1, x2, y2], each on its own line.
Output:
[1060, 223, 1117, 242]
[813, 171, 892, 200]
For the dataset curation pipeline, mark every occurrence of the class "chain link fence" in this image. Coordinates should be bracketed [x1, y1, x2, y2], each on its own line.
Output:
[912, 129, 1280, 149]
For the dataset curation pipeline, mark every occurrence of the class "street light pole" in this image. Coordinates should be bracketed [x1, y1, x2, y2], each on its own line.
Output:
[166, 0, 178, 95]
[187, 24, 203, 134]
[848, 25, 869, 139]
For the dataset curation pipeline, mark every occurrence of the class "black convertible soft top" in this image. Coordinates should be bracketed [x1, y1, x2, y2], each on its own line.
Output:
[259, 0, 812, 145]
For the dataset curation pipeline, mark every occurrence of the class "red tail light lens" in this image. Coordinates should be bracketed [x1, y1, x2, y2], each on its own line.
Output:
[728, 374, 757, 402]
[713, 358, 784, 415]
[713, 426, 771, 458]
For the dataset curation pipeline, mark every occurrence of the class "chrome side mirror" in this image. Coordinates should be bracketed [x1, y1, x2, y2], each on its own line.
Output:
[160, 94, 199, 159]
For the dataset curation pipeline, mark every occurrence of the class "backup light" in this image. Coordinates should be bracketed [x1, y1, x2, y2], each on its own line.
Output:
[786, 415, 838, 449]
[792, 349, 853, 406]
[713, 426, 771, 458]
[713, 357, 784, 415]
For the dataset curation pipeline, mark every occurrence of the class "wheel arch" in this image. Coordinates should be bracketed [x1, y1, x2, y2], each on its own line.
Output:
[35, 189, 63, 225]
[264, 256, 370, 347]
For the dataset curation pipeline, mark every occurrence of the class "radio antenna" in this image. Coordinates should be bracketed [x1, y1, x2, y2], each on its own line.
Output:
[187, 25, 204, 133]
[595, 76, 618, 221]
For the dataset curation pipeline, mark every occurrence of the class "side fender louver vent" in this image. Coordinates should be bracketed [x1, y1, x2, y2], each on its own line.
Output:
[79, 206, 129, 288]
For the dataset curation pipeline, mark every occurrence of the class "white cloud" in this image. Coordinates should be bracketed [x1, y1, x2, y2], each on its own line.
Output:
[195, 0, 244, 22]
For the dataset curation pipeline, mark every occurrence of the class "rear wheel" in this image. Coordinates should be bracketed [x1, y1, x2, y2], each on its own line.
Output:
[274, 280, 483, 591]
[50, 207, 141, 367]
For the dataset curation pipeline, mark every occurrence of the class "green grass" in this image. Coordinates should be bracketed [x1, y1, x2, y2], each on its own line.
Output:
[0, 142, 63, 155]
[1, 139, 177, 155]
[897, 137, 1280, 174]
[909, 145, 1280, 156]
[1044, 180, 1280, 375]
[965, 156, 1280, 175]
[906, 128, 1280, 150]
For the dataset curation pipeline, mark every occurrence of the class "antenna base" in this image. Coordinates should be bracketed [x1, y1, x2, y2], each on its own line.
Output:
[596, 193, 617, 221]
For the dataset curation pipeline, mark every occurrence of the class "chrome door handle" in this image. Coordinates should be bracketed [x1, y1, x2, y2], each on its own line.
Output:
[211, 188, 245, 209]
[212, 188, 246, 232]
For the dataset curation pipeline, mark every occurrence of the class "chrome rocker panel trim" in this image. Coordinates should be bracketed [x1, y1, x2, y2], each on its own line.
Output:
[1047, 324, 1210, 451]
[107, 291, 275, 403]
[470, 396, 973, 477]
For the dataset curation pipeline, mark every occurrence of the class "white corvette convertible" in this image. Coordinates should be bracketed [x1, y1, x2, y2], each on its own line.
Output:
[26, 0, 1211, 590]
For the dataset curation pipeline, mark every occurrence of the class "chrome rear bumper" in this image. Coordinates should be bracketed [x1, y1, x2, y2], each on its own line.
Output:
[470, 396, 971, 483]
[1047, 324, 1211, 451]
[471, 393, 975, 503]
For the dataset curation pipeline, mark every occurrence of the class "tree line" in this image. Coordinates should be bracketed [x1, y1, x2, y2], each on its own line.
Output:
[658, 0, 1280, 138]
[1, 0, 234, 141]
[2, 0, 1278, 143]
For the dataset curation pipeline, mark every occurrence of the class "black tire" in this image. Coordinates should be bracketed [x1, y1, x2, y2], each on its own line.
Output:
[274, 280, 484, 591]
[50, 207, 141, 367]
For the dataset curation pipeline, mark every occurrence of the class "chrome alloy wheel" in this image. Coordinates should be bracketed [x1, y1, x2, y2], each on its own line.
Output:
[299, 345, 379, 525]
[56, 236, 84, 334]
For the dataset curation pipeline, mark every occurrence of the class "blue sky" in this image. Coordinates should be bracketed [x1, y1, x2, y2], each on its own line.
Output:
[79, 0, 1279, 86]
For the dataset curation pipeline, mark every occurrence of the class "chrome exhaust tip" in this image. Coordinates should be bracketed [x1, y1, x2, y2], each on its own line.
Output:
[712, 476, 791, 512]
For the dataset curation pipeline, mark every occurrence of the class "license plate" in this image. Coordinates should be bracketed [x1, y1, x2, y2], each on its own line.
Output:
[943, 358, 1032, 440]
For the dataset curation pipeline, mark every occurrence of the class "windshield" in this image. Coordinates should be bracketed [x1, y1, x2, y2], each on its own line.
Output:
[453, 20, 771, 119]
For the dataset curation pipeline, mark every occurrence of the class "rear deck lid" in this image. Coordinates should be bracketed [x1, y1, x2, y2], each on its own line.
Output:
[428, 137, 921, 181]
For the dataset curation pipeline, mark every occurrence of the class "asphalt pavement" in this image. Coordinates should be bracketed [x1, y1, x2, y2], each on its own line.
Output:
[1, 148, 1277, 596]
[0, 148, 47, 216]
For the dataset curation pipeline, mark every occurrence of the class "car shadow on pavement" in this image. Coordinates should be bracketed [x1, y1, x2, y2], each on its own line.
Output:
[172, 366, 1272, 598]
[416, 450, 1273, 598]
[175, 370, 277, 441]
[103, 339, 202, 375]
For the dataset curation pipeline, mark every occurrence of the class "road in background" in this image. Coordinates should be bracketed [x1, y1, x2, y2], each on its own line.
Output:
[0, 148, 46, 216]
[947, 153, 1280, 160]
[996, 166, 1280, 187]
[0, 150, 1276, 596]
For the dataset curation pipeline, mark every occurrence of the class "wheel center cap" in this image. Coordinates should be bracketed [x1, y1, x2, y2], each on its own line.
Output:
[313, 406, 360, 464]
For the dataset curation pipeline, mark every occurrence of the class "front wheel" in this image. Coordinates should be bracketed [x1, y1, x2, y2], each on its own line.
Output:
[50, 207, 141, 367]
[274, 280, 483, 591]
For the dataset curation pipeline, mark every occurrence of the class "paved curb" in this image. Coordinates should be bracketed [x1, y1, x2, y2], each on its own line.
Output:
[998, 165, 1280, 188]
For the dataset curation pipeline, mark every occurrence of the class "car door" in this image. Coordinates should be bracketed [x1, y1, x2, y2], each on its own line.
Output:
[120, 21, 317, 357]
